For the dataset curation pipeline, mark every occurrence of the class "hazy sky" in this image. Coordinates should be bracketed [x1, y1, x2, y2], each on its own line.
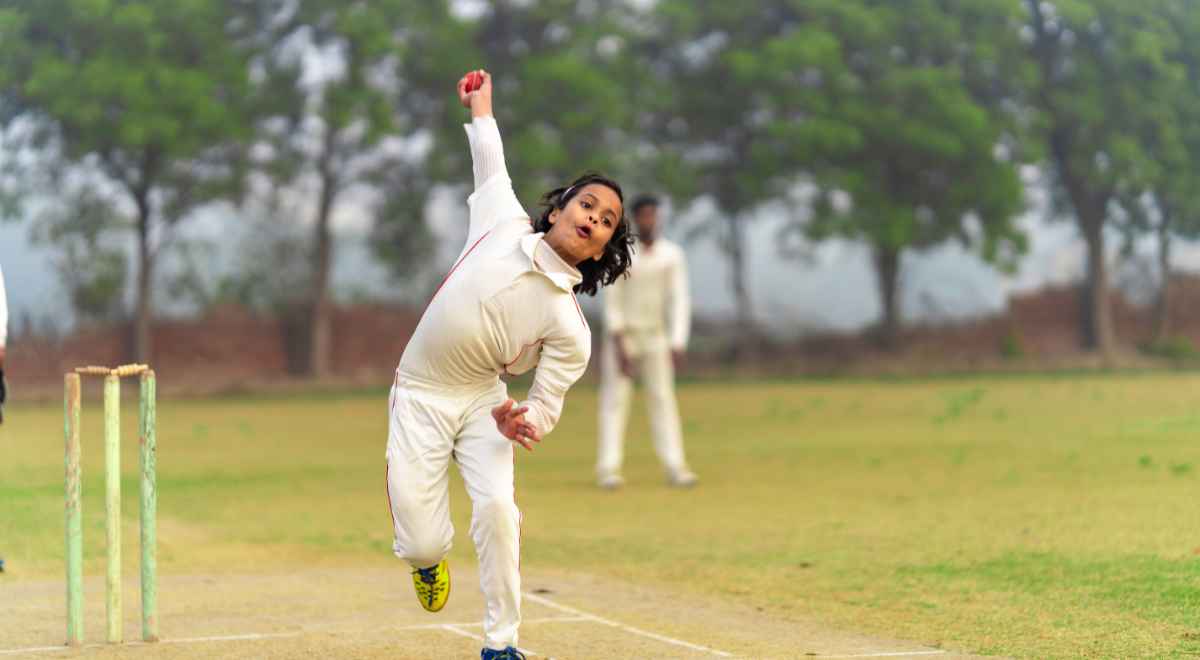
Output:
[9, 180, 1192, 338]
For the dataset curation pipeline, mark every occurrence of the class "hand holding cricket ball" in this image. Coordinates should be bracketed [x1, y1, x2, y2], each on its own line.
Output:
[458, 69, 493, 118]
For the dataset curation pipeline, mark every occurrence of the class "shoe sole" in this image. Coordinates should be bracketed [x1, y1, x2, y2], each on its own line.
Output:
[416, 561, 450, 612]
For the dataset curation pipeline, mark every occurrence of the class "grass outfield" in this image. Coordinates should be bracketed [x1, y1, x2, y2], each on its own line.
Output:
[3, 374, 1199, 658]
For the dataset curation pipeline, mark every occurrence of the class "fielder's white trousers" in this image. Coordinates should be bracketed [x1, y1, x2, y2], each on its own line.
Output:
[386, 374, 520, 651]
[596, 330, 688, 478]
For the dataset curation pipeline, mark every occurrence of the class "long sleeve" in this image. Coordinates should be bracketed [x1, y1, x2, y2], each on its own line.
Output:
[461, 116, 528, 249]
[0, 264, 8, 348]
[603, 277, 627, 335]
[463, 115, 509, 191]
[667, 247, 690, 350]
[519, 329, 589, 438]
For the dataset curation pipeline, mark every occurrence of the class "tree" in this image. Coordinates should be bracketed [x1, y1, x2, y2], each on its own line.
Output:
[791, 0, 1028, 346]
[388, 0, 641, 261]
[252, 0, 429, 376]
[1022, 0, 1177, 355]
[31, 181, 129, 324]
[0, 0, 258, 361]
[640, 1, 849, 343]
[1114, 1, 1200, 342]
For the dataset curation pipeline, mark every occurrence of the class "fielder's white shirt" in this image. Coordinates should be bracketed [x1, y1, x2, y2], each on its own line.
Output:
[0, 264, 7, 348]
[603, 239, 690, 350]
[397, 116, 590, 438]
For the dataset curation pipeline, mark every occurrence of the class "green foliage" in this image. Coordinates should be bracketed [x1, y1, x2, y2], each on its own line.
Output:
[394, 1, 639, 212]
[0, 0, 255, 169]
[645, 1, 1028, 341]
[27, 181, 128, 323]
[253, 0, 441, 298]
[0, 0, 262, 354]
[1140, 336, 1200, 362]
[1000, 328, 1026, 360]
[1022, 0, 1189, 351]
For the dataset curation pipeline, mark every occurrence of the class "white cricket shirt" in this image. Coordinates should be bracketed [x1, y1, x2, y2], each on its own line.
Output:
[397, 117, 591, 438]
[603, 239, 690, 350]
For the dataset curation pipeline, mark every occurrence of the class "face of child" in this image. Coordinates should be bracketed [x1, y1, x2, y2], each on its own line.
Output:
[546, 184, 623, 264]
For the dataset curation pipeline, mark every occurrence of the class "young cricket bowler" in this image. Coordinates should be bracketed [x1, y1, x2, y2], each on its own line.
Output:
[384, 69, 634, 660]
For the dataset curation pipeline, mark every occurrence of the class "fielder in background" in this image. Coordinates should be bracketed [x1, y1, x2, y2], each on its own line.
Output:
[385, 69, 634, 660]
[596, 196, 697, 489]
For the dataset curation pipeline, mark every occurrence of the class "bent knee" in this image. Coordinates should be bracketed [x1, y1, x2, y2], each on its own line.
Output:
[393, 530, 452, 568]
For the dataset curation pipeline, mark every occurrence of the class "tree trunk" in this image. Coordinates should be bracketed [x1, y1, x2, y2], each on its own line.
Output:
[1079, 217, 1115, 355]
[1155, 211, 1172, 342]
[134, 193, 154, 364]
[1029, 0, 1115, 357]
[873, 245, 901, 349]
[727, 213, 753, 356]
[306, 132, 338, 377]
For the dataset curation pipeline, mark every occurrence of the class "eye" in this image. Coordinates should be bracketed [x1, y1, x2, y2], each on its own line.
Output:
[603, 218, 612, 227]
[581, 201, 592, 209]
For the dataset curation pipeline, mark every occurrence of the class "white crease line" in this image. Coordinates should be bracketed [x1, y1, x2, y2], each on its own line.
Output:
[440, 624, 540, 658]
[164, 632, 301, 644]
[0, 633, 303, 655]
[441, 624, 485, 641]
[524, 591, 733, 657]
[0, 646, 70, 656]
[816, 652, 947, 658]
[0, 615, 593, 655]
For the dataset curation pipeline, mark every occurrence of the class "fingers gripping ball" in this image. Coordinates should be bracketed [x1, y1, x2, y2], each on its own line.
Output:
[465, 70, 483, 93]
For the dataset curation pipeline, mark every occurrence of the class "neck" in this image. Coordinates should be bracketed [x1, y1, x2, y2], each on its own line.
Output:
[540, 233, 584, 268]
[543, 233, 579, 265]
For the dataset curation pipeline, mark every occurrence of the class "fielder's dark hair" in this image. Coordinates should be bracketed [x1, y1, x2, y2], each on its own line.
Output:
[631, 194, 659, 215]
[533, 172, 634, 297]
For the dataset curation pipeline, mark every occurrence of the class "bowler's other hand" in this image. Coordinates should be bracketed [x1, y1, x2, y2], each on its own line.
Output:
[491, 399, 540, 451]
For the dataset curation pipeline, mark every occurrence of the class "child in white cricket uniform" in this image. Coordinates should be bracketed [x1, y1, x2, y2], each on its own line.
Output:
[385, 70, 633, 660]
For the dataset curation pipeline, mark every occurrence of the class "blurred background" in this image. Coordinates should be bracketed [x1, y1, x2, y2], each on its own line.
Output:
[3, 0, 1200, 388]
[5, 4, 1200, 658]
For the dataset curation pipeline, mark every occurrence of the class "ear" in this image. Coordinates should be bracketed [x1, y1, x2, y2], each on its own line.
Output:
[548, 208, 560, 225]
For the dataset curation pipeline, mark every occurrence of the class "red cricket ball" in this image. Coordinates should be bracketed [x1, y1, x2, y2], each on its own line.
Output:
[465, 70, 483, 93]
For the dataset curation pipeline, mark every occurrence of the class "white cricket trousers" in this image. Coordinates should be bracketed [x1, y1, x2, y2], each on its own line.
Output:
[596, 330, 688, 477]
[386, 374, 521, 651]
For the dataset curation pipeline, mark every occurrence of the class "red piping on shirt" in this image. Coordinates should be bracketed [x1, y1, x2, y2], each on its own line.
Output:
[503, 339, 544, 375]
[427, 230, 492, 305]
[385, 462, 399, 534]
[570, 293, 588, 330]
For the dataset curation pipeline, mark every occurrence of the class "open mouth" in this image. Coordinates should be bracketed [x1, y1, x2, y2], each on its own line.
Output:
[575, 225, 592, 239]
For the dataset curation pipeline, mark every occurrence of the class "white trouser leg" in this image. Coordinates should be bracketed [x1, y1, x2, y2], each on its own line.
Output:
[456, 406, 521, 651]
[386, 384, 455, 569]
[642, 341, 688, 475]
[596, 334, 634, 478]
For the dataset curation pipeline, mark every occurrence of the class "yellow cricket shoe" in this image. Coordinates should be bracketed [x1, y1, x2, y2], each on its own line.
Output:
[412, 559, 450, 612]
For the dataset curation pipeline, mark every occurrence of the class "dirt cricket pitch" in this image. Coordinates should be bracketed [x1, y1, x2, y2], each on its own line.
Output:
[4, 375, 1199, 657]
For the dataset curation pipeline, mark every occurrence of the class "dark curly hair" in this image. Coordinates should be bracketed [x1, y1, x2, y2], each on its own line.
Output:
[533, 172, 635, 297]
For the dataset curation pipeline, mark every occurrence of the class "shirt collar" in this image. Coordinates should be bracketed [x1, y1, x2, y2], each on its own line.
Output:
[521, 232, 582, 293]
